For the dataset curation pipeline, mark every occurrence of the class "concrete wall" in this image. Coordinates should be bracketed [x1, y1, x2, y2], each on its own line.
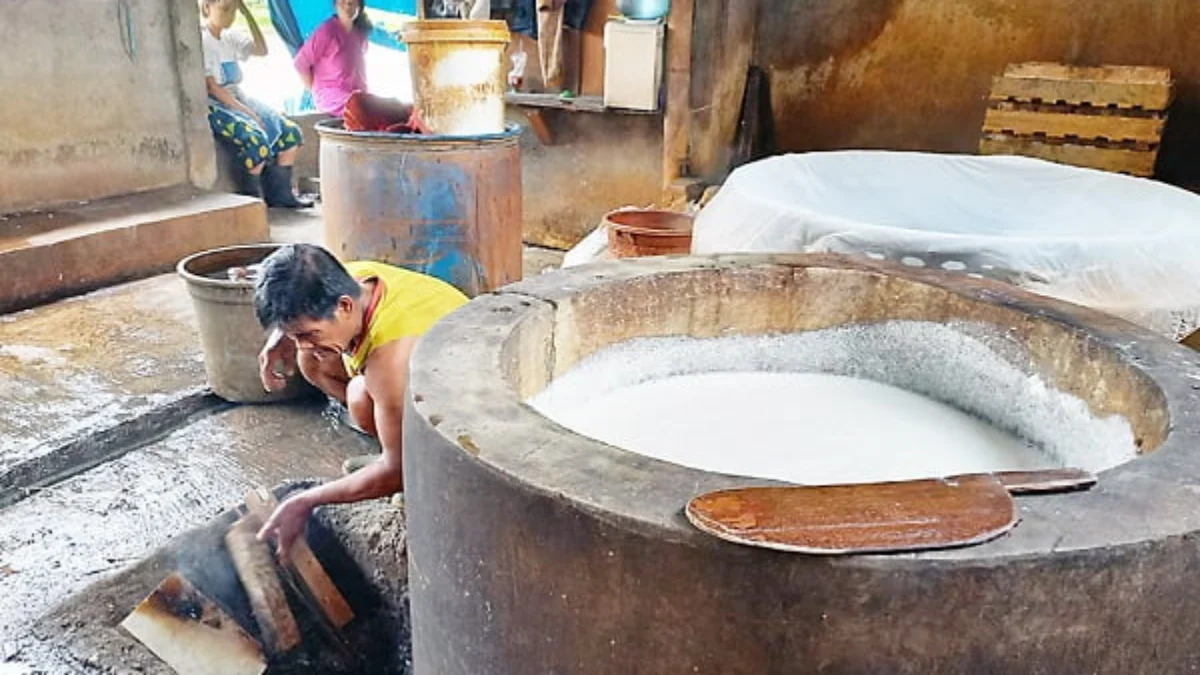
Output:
[512, 110, 664, 250]
[755, 0, 1200, 183]
[0, 0, 216, 213]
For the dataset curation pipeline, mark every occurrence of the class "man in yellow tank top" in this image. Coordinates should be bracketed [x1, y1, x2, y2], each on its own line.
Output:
[251, 243, 468, 556]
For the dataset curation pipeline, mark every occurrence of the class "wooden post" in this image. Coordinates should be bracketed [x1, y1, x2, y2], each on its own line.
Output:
[689, 0, 759, 182]
[661, 0, 695, 191]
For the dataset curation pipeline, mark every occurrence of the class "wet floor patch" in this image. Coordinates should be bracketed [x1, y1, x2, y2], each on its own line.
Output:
[0, 274, 204, 471]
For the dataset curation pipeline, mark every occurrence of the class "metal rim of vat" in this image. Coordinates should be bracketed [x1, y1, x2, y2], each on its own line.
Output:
[406, 253, 1200, 564]
[314, 119, 523, 148]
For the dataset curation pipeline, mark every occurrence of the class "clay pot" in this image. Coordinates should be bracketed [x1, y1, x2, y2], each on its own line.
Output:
[605, 209, 694, 258]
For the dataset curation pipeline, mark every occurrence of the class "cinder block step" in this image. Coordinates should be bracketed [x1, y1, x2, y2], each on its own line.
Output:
[0, 186, 266, 314]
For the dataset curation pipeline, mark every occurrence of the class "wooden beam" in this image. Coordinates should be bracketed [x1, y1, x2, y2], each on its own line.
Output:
[1002, 63, 1171, 84]
[661, 0, 695, 189]
[980, 136, 1158, 176]
[526, 110, 555, 145]
[989, 73, 1173, 110]
[982, 107, 1164, 143]
[244, 488, 355, 630]
[225, 513, 302, 655]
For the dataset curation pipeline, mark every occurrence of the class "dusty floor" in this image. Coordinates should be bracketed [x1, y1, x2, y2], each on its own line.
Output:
[0, 203, 563, 673]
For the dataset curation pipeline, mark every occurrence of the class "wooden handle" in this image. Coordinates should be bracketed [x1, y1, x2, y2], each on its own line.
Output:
[983, 468, 1096, 494]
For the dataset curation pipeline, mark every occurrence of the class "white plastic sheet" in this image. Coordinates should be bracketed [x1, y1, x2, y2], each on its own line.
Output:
[693, 151, 1200, 338]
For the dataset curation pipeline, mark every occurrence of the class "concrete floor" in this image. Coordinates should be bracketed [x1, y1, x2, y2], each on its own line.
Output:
[0, 403, 376, 663]
[0, 204, 564, 673]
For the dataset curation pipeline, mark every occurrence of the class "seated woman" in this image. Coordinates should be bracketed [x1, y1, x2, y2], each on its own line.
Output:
[293, 0, 421, 133]
[201, 0, 312, 208]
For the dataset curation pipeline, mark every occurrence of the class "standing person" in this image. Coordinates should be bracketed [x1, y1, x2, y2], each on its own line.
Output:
[252, 244, 469, 556]
[509, 0, 590, 93]
[292, 0, 369, 118]
[201, 0, 312, 208]
[293, 0, 421, 131]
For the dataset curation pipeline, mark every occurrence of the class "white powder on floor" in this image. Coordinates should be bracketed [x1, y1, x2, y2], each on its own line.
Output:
[528, 321, 1138, 485]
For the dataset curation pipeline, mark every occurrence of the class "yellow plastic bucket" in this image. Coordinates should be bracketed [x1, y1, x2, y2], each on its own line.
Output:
[401, 20, 511, 136]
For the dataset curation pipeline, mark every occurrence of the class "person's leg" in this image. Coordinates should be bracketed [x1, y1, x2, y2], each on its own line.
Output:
[297, 350, 381, 473]
[208, 103, 267, 196]
[536, 0, 565, 91]
[345, 375, 378, 437]
[561, 0, 591, 94]
[361, 94, 414, 125]
[297, 348, 350, 403]
[342, 373, 384, 475]
[241, 97, 311, 208]
[240, 97, 303, 159]
[343, 92, 421, 133]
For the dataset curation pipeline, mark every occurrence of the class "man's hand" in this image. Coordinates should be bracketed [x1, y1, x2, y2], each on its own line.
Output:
[258, 328, 297, 392]
[257, 492, 314, 558]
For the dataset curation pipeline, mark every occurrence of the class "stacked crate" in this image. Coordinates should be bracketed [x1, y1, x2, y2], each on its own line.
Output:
[980, 63, 1173, 177]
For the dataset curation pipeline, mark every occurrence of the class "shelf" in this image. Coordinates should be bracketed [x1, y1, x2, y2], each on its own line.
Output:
[505, 92, 658, 115]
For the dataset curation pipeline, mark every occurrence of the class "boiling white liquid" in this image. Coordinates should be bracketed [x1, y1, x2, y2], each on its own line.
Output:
[540, 371, 1057, 485]
[528, 325, 1141, 484]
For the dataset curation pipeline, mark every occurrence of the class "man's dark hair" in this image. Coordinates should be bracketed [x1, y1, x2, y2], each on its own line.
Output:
[254, 244, 361, 329]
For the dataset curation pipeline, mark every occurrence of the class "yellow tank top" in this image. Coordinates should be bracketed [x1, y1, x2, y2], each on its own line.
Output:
[341, 261, 469, 376]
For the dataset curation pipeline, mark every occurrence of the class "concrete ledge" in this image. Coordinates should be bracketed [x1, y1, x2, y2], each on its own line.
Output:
[0, 187, 267, 314]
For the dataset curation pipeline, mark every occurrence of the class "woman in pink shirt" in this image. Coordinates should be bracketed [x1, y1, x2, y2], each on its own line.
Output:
[293, 0, 371, 116]
[294, 0, 420, 132]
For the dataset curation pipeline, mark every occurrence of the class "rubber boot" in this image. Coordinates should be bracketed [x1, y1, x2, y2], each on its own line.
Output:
[262, 164, 313, 209]
[236, 170, 263, 200]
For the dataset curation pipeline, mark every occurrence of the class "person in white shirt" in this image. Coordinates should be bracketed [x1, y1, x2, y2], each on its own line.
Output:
[200, 0, 312, 208]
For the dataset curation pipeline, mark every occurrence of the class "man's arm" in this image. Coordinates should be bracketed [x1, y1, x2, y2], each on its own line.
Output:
[258, 337, 416, 556]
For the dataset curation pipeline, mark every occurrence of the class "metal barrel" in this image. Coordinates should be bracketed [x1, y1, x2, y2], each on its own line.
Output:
[316, 120, 523, 297]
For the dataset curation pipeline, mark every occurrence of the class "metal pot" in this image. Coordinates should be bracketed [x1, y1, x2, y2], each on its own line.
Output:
[615, 0, 669, 20]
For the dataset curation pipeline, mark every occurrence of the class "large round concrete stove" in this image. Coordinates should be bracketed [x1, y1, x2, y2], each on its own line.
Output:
[403, 254, 1200, 674]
